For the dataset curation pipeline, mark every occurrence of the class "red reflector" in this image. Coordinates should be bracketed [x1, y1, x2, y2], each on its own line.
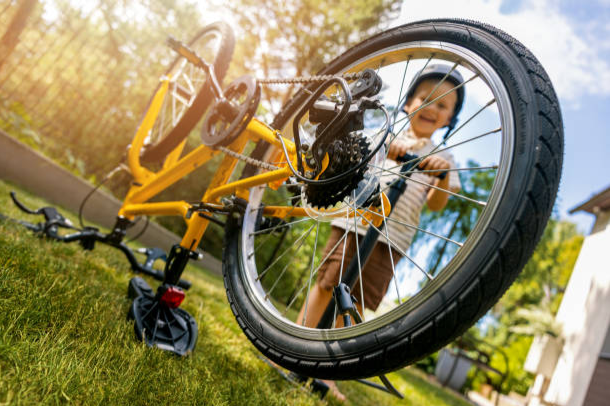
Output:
[160, 286, 185, 308]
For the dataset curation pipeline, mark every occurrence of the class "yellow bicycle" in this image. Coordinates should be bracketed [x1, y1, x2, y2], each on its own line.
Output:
[9, 19, 563, 381]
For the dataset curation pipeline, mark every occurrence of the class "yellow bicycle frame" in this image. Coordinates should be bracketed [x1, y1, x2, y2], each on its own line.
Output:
[117, 77, 376, 252]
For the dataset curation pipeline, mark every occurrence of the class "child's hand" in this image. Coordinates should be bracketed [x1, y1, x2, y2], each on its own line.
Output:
[418, 155, 450, 178]
[388, 139, 412, 161]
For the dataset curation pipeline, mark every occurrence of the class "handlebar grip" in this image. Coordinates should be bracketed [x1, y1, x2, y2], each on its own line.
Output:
[396, 153, 447, 180]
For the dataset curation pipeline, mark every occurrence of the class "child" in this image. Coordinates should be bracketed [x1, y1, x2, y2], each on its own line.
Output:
[296, 64, 465, 402]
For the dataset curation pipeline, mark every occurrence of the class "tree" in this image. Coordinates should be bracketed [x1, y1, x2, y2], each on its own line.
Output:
[466, 218, 583, 395]
[217, 0, 400, 114]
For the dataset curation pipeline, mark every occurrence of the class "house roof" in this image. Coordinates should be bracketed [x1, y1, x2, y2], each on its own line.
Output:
[569, 187, 610, 214]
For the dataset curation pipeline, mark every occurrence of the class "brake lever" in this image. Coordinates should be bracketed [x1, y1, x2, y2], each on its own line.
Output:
[10, 191, 75, 229]
[10, 191, 39, 214]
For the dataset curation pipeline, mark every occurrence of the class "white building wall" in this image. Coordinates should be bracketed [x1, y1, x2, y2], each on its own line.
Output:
[543, 223, 610, 406]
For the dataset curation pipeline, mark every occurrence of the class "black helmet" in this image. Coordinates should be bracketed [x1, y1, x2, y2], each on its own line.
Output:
[403, 64, 465, 139]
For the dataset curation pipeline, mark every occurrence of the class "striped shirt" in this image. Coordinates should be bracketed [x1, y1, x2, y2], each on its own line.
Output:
[332, 130, 461, 254]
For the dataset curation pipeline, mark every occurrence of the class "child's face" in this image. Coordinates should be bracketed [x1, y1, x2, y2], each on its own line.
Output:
[403, 79, 458, 138]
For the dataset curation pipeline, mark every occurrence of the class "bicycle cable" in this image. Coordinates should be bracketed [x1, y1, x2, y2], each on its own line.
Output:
[78, 163, 129, 229]
[276, 103, 391, 185]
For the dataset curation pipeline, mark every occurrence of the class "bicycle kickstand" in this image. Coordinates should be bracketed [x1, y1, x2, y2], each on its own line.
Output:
[333, 283, 404, 399]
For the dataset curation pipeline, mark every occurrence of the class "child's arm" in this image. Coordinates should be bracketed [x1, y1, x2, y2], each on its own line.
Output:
[388, 140, 459, 211]
[387, 139, 411, 161]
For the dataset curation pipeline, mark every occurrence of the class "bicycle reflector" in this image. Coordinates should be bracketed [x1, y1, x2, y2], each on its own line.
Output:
[159, 286, 185, 308]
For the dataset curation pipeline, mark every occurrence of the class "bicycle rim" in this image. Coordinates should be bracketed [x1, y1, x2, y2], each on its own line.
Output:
[237, 40, 514, 340]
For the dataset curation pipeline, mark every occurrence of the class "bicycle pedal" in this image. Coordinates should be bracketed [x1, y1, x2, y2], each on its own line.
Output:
[136, 247, 167, 271]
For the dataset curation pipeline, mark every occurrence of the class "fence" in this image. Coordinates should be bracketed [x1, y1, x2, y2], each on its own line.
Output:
[0, 0, 234, 259]
[0, 0, 211, 178]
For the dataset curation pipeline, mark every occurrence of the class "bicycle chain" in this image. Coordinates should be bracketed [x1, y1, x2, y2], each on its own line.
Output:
[216, 146, 280, 171]
[256, 72, 361, 85]
[217, 73, 363, 170]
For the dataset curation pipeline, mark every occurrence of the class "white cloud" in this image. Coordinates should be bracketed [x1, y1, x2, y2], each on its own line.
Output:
[395, 0, 610, 105]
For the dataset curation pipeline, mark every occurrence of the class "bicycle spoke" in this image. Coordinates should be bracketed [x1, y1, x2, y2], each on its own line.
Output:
[376, 57, 386, 75]
[391, 56, 412, 129]
[301, 220, 320, 325]
[353, 209, 432, 281]
[359, 204, 463, 247]
[352, 191, 366, 319]
[422, 98, 496, 159]
[368, 164, 487, 207]
[156, 89, 169, 142]
[286, 228, 350, 314]
[180, 71, 196, 99]
[171, 82, 178, 126]
[395, 55, 433, 115]
[390, 216, 463, 247]
[383, 119, 499, 176]
[337, 210, 351, 284]
[377, 164, 499, 195]
[252, 204, 299, 253]
[424, 61, 460, 102]
[387, 55, 433, 144]
[389, 73, 480, 145]
[265, 224, 315, 299]
[257, 223, 314, 281]
[249, 217, 311, 236]
[401, 164, 499, 176]
[332, 210, 352, 328]
[379, 193, 402, 305]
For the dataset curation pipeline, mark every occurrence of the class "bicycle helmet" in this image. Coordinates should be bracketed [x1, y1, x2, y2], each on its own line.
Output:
[402, 64, 465, 139]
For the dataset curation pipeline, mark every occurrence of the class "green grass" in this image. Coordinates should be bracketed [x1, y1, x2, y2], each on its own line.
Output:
[0, 180, 473, 406]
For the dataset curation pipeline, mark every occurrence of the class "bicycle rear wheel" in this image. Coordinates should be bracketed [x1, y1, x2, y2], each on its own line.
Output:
[140, 22, 235, 163]
[223, 19, 563, 379]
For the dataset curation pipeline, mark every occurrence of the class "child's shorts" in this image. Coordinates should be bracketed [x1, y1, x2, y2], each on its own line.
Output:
[316, 226, 402, 311]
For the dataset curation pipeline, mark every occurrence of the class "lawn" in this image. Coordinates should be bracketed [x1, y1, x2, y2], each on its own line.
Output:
[0, 179, 473, 406]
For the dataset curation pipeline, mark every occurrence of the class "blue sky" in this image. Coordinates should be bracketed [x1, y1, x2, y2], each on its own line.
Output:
[395, 0, 611, 233]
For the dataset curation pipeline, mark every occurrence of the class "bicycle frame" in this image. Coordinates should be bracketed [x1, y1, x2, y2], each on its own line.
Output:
[118, 77, 371, 253]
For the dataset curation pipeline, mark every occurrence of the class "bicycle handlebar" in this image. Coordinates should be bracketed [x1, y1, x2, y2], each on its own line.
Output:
[6, 191, 192, 290]
[396, 153, 447, 180]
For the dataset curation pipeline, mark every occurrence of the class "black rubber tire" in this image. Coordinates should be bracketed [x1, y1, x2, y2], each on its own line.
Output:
[223, 19, 563, 380]
[140, 22, 235, 163]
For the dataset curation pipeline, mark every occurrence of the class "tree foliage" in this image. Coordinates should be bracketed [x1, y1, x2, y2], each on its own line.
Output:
[465, 219, 584, 395]
[218, 0, 400, 113]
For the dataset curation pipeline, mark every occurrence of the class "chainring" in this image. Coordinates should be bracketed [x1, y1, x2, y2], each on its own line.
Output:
[201, 75, 260, 147]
